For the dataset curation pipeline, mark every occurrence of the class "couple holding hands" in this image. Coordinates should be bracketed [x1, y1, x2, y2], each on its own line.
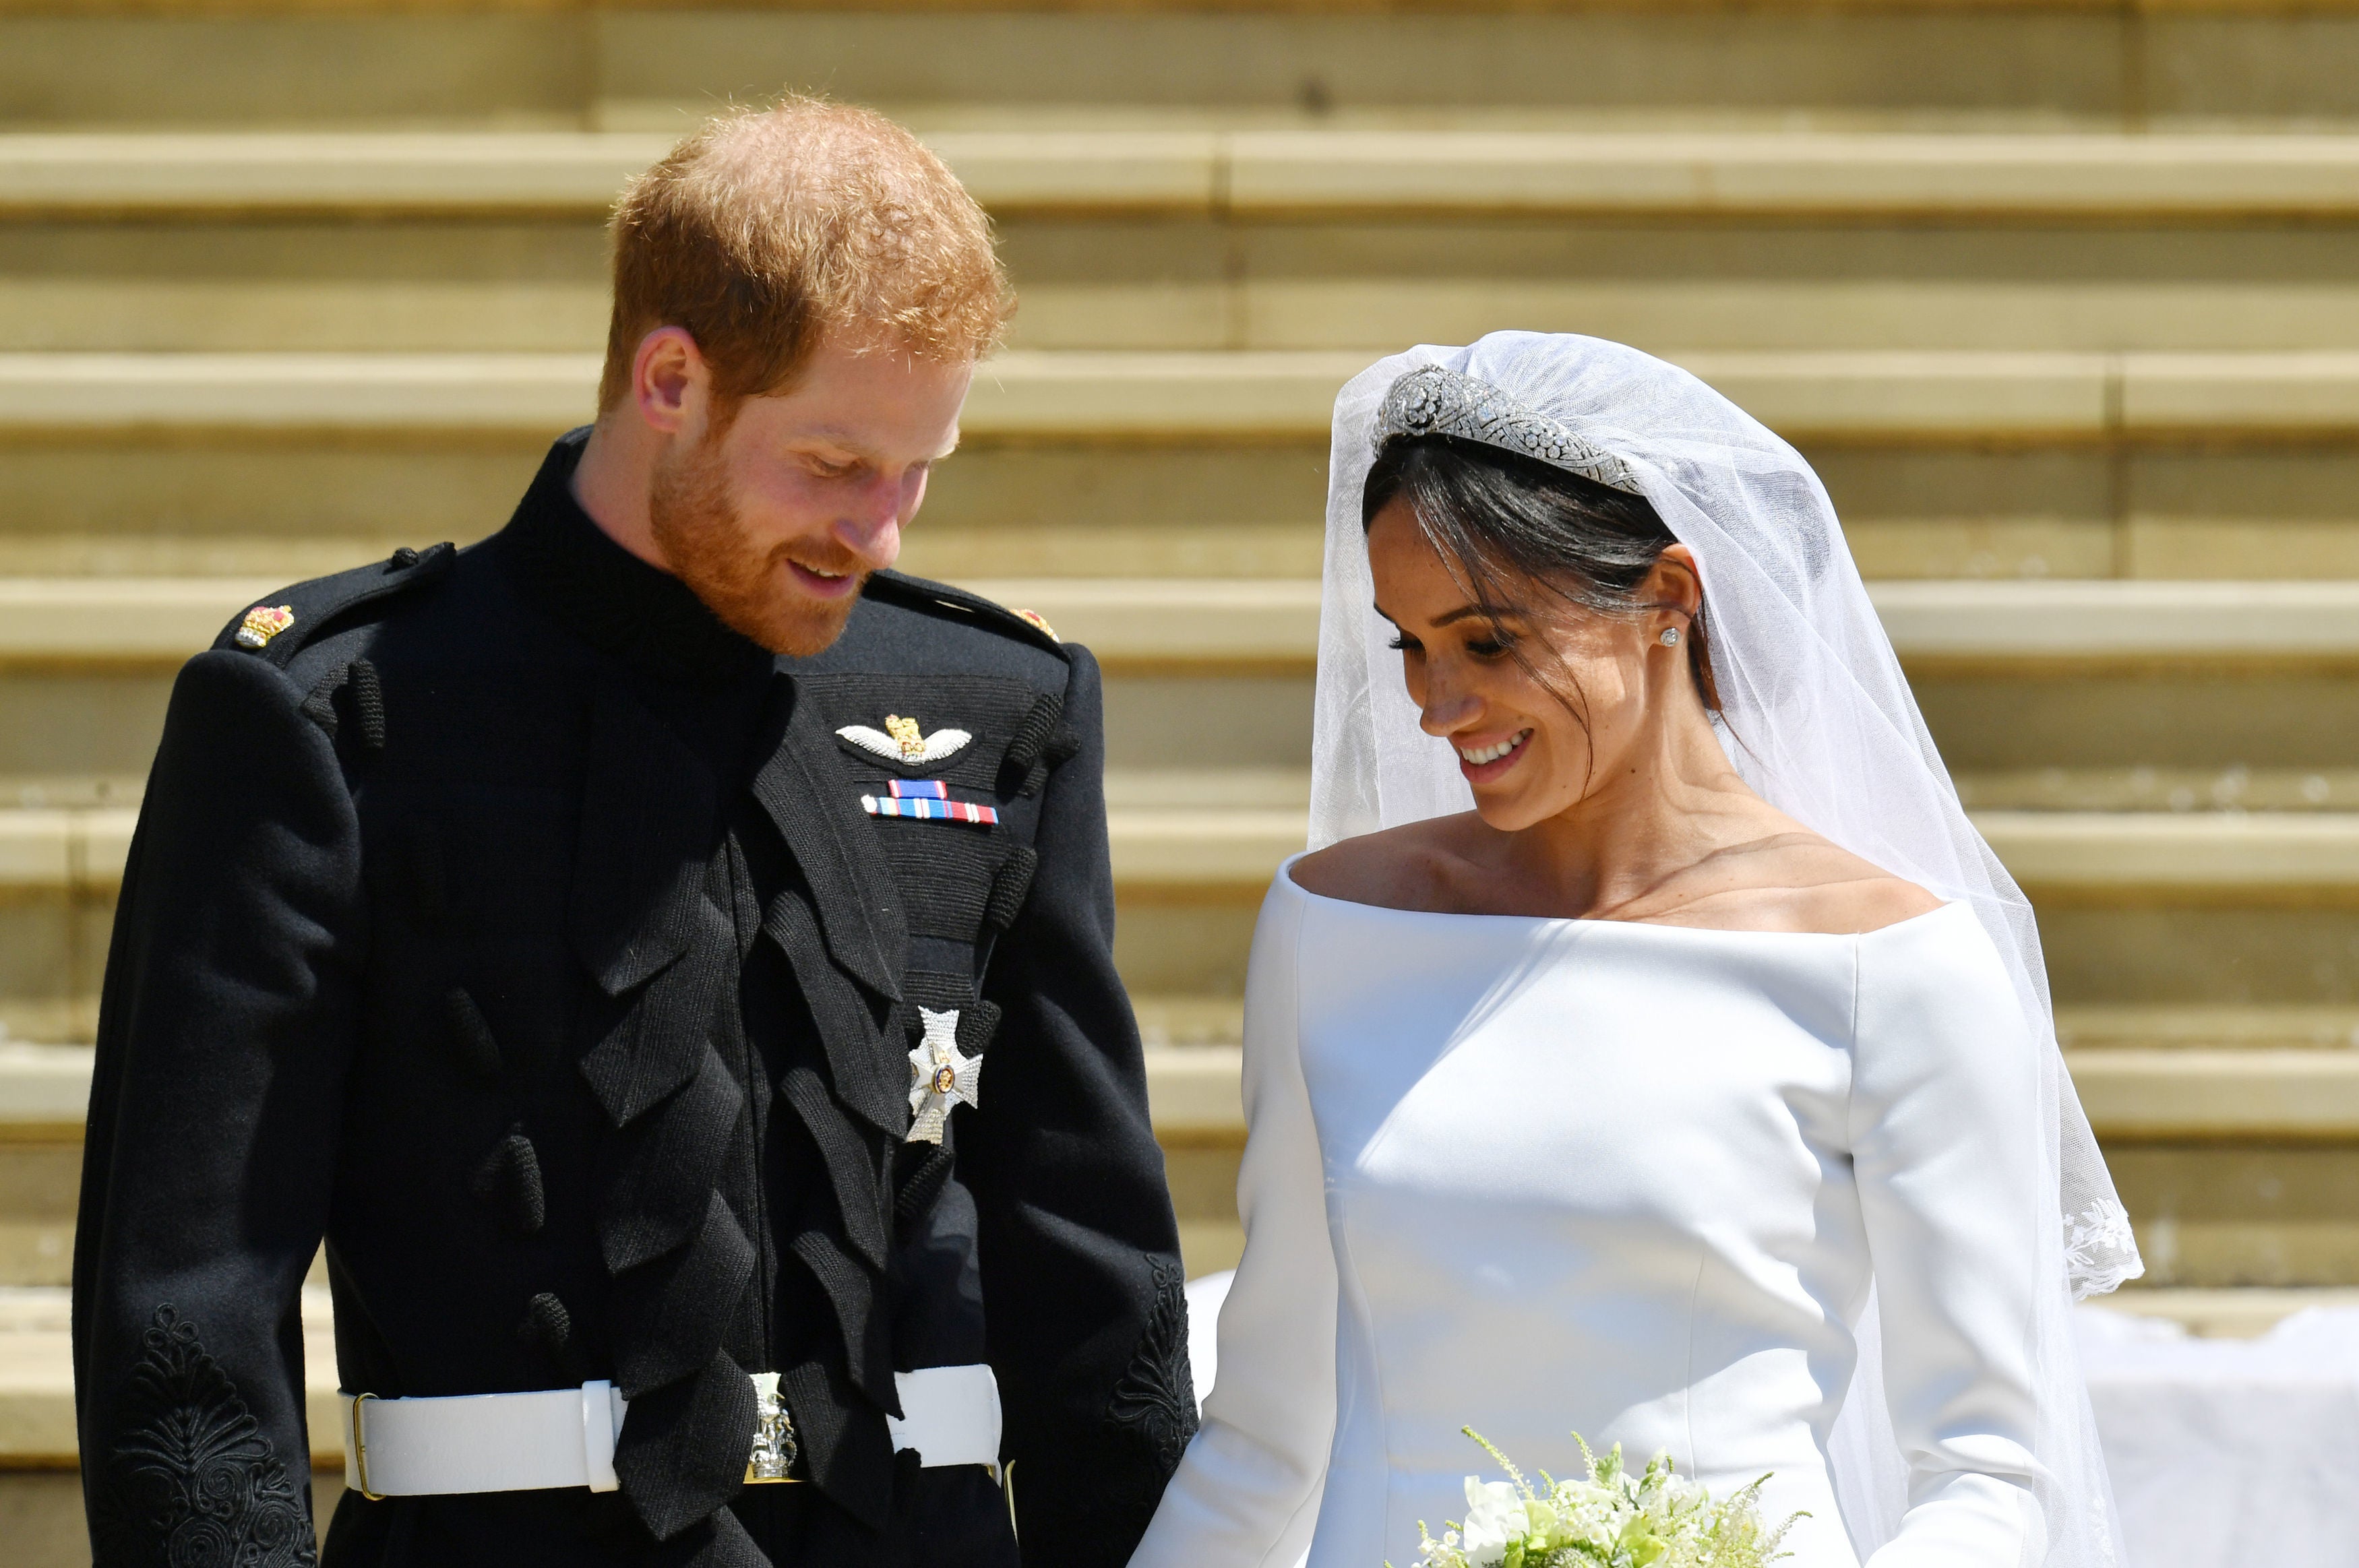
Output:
[74, 99, 2137, 1568]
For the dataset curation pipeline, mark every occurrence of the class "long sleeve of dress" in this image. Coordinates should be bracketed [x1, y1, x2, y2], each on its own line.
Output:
[1849, 914, 2052, 1566]
[1128, 875, 1336, 1568]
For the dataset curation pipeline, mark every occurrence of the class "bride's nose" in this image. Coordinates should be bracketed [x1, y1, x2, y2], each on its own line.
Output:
[1417, 677, 1481, 738]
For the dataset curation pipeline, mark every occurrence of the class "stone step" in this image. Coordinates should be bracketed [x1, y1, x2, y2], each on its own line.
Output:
[2096, 1285, 2359, 1338]
[16, 1008, 2359, 1125]
[6, 349, 2359, 441]
[1960, 768, 2359, 813]
[16, 196, 2359, 361]
[26, 270, 2359, 360]
[19, 576, 2359, 672]
[15, 792, 2359, 996]
[13, 778, 2359, 897]
[1139, 1034, 2359, 1286]
[1122, 900, 2359, 1019]
[16, 129, 2359, 221]
[1, 441, 2353, 584]
[1060, 577, 2359, 672]
[1106, 807, 2359, 896]
[0, 1285, 340, 1468]
[0, 1044, 95, 1141]
[6, 6, 2359, 135]
[0, 1048, 79, 1287]
[2059, 1003, 2359, 1048]
[1090, 774, 2359, 1005]
[7, 1043, 2359, 1298]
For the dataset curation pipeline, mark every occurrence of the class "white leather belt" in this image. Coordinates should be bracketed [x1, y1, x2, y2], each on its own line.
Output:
[340, 1365, 1001, 1499]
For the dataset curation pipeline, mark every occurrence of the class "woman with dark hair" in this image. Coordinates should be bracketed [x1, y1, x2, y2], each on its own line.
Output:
[1127, 336, 2139, 1568]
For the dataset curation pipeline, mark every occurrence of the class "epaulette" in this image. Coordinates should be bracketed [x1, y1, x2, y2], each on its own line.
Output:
[862, 569, 1069, 660]
[212, 542, 460, 669]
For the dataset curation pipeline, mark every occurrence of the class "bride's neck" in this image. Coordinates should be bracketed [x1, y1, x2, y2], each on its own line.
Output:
[1504, 702, 1766, 918]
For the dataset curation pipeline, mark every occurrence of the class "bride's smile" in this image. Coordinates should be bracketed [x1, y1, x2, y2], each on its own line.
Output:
[1451, 728, 1529, 775]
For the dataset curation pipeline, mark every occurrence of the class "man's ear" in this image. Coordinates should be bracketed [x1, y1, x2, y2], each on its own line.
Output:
[631, 325, 710, 439]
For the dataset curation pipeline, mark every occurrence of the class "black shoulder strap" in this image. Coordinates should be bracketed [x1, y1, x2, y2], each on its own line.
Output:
[861, 569, 1070, 662]
[214, 542, 460, 668]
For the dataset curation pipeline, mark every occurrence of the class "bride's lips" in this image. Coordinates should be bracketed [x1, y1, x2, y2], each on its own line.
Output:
[787, 560, 862, 600]
[1455, 728, 1532, 784]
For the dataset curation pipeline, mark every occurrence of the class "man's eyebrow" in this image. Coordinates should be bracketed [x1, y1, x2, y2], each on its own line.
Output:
[786, 426, 960, 463]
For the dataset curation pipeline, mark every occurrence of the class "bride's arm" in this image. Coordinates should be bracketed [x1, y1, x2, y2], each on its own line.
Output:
[1129, 877, 1337, 1568]
[1848, 913, 2052, 1566]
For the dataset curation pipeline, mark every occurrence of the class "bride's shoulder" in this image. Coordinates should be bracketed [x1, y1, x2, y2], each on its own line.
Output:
[1287, 816, 1490, 913]
[1654, 833, 1947, 935]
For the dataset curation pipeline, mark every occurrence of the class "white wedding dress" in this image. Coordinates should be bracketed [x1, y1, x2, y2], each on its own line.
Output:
[1130, 863, 2051, 1568]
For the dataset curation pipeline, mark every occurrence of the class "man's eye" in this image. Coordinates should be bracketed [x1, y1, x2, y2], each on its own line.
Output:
[807, 457, 853, 478]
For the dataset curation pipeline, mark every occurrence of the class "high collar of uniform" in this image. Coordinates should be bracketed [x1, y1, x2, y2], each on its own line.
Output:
[501, 428, 774, 687]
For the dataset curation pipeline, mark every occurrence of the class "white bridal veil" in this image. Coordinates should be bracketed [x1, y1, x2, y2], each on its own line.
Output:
[1308, 333, 2140, 1567]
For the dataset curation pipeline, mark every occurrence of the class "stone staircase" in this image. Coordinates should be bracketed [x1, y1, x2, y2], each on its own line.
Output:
[10, 0, 2359, 1553]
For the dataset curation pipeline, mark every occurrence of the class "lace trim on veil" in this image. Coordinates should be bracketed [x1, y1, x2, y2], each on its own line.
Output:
[2064, 1197, 2145, 1300]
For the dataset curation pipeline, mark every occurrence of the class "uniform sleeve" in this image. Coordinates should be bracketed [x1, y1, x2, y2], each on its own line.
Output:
[1849, 912, 2052, 1567]
[1130, 874, 1335, 1568]
[966, 645, 1194, 1567]
[73, 650, 367, 1563]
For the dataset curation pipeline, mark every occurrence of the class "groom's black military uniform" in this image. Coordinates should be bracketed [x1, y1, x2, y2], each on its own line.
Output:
[72, 430, 1196, 1568]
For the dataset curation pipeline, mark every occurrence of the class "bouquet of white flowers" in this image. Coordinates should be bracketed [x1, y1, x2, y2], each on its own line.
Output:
[1398, 1430, 1800, 1568]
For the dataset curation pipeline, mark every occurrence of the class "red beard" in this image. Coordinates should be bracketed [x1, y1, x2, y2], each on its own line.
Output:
[647, 435, 867, 658]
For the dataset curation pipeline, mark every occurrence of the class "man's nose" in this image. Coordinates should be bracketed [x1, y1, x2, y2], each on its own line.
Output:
[836, 475, 905, 569]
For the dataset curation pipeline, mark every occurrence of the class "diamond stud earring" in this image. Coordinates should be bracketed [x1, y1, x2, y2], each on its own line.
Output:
[1659, 627, 1681, 646]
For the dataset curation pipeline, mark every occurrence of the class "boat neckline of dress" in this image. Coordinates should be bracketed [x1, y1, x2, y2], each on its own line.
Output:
[1276, 854, 1966, 942]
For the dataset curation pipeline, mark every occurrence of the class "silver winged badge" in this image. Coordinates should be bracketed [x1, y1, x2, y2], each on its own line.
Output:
[836, 714, 973, 766]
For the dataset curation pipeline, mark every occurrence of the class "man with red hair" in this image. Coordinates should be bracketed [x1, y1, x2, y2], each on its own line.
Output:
[75, 99, 1193, 1568]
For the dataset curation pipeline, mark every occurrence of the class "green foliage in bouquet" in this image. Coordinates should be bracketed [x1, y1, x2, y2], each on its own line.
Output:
[1395, 1429, 1802, 1568]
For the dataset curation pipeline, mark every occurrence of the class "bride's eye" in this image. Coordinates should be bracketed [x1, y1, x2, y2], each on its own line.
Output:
[1386, 633, 1421, 654]
[1467, 631, 1518, 659]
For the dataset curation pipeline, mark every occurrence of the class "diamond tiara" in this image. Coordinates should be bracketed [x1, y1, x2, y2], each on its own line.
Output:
[1373, 365, 1643, 496]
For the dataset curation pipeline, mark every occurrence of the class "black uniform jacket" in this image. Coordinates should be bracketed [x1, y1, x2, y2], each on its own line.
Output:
[73, 432, 1197, 1568]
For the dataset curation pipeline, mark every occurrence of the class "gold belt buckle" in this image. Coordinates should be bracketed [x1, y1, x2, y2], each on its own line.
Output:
[745, 1371, 802, 1484]
[350, 1392, 386, 1501]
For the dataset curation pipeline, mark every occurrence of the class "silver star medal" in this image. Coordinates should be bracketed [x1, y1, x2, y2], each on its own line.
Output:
[907, 1006, 982, 1144]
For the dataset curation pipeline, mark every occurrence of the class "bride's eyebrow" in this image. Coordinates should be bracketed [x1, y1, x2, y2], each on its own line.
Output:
[1431, 604, 1524, 629]
[1374, 602, 1525, 631]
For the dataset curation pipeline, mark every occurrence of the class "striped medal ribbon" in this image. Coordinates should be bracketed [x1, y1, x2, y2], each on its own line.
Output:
[861, 778, 1000, 826]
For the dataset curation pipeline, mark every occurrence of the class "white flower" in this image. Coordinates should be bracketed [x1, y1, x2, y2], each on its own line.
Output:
[1458, 1478, 1528, 1567]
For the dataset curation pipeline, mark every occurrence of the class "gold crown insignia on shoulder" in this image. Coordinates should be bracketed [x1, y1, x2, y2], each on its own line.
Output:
[235, 604, 296, 650]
